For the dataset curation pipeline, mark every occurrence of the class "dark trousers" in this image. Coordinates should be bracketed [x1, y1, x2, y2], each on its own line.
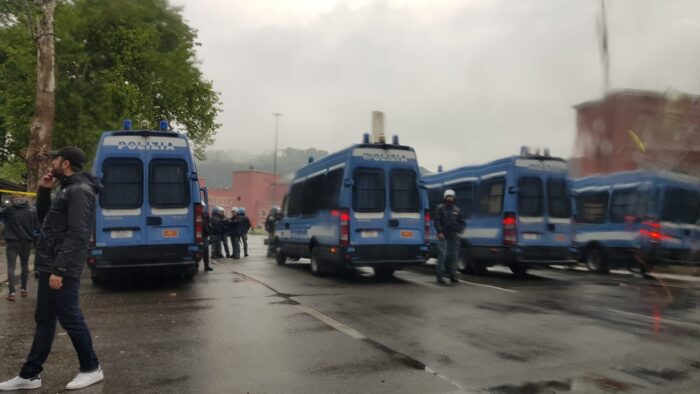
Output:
[20, 273, 99, 378]
[230, 235, 240, 258]
[222, 235, 231, 257]
[436, 234, 460, 279]
[6, 241, 32, 294]
[241, 233, 248, 255]
[203, 236, 211, 268]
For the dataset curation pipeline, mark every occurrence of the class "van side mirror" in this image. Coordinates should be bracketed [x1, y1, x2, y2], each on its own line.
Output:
[508, 186, 519, 194]
[344, 179, 354, 187]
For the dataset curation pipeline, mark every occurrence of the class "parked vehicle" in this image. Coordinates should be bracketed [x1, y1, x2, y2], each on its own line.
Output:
[572, 170, 700, 274]
[88, 120, 206, 283]
[423, 147, 578, 276]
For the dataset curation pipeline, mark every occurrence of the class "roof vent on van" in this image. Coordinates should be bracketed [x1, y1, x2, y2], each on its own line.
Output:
[371, 111, 385, 144]
[122, 119, 132, 131]
[520, 146, 529, 156]
[308, 156, 314, 163]
[544, 148, 551, 157]
[438, 165, 443, 173]
[362, 133, 370, 144]
[392, 135, 399, 145]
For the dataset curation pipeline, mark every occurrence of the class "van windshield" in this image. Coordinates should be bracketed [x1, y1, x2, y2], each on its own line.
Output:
[149, 159, 191, 208]
[661, 188, 700, 224]
[353, 168, 385, 212]
[390, 169, 419, 212]
[101, 158, 143, 209]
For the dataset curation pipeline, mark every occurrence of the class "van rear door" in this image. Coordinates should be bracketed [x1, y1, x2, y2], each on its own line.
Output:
[387, 168, 423, 245]
[546, 178, 573, 248]
[97, 155, 146, 247]
[351, 167, 388, 245]
[660, 187, 700, 255]
[516, 176, 548, 246]
[145, 138, 194, 246]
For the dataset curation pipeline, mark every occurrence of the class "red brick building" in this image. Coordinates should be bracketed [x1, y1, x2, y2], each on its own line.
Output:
[572, 89, 700, 177]
[200, 171, 289, 227]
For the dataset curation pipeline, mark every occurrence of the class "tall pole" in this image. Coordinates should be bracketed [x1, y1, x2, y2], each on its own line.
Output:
[599, 0, 610, 95]
[272, 113, 281, 206]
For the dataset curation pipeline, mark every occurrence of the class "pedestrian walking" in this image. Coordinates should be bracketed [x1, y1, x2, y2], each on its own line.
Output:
[1, 196, 40, 301]
[265, 206, 281, 258]
[226, 208, 241, 259]
[237, 207, 251, 257]
[433, 189, 465, 285]
[0, 147, 103, 391]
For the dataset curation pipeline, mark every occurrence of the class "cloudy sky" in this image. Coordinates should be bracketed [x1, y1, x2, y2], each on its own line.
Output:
[171, 0, 700, 172]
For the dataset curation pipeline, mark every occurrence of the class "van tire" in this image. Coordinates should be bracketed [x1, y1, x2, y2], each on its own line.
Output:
[585, 247, 609, 274]
[459, 250, 486, 275]
[310, 249, 327, 276]
[276, 249, 287, 265]
[510, 264, 528, 277]
[374, 267, 395, 279]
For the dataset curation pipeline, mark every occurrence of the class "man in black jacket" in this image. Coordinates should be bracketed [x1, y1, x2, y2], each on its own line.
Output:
[1, 196, 40, 301]
[433, 189, 465, 285]
[0, 147, 103, 391]
[237, 207, 252, 257]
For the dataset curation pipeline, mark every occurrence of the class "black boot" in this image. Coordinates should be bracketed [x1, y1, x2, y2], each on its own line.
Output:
[437, 277, 446, 284]
[205, 266, 213, 272]
[450, 275, 458, 283]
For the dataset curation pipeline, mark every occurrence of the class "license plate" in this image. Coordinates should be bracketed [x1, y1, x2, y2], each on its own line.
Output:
[361, 230, 378, 238]
[555, 233, 567, 242]
[163, 229, 179, 238]
[110, 230, 133, 239]
[400, 231, 414, 238]
[523, 233, 540, 240]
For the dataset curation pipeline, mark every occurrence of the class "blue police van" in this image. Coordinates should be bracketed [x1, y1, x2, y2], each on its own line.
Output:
[422, 148, 577, 276]
[572, 170, 700, 274]
[88, 120, 206, 283]
[274, 134, 430, 277]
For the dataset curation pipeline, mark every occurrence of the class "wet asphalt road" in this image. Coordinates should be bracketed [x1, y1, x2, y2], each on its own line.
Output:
[1, 235, 699, 393]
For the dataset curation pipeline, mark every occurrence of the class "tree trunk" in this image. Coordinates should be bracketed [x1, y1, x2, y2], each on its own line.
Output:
[24, 0, 55, 192]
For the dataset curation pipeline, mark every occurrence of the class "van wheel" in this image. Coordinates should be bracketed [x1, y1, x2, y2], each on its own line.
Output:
[459, 251, 486, 275]
[586, 248, 609, 274]
[374, 267, 396, 279]
[510, 264, 528, 277]
[310, 249, 327, 276]
[276, 248, 287, 265]
[183, 266, 197, 280]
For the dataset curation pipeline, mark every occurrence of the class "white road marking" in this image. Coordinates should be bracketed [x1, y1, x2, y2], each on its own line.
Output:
[298, 304, 367, 340]
[458, 279, 519, 293]
[606, 308, 700, 329]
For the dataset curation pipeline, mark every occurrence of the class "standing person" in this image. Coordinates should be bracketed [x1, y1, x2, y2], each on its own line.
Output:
[0, 147, 103, 391]
[227, 208, 241, 259]
[209, 207, 225, 258]
[1, 196, 40, 301]
[201, 206, 213, 272]
[265, 206, 281, 258]
[433, 189, 465, 285]
[237, 207, 252, 257]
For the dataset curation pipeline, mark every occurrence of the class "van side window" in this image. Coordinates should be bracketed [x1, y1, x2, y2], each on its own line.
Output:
[662, 188, 700, 224]
[287, 182, 303, 217]
[427, 187, 443, 216]
[301, 174, 324, 216]
[324, 168, 344, 209]
[547, 178, 571, 218]
[452, 182, 475, 218]
[353, 168, 385, 212]
[149, 159, 190, 208]
[610, 188, 644, 223]
[575, 191, 609, 223]
[477, 178, 505, 216]
[390, 169, 419, 212]
[517, 177, 543, 217]
[101, 158, 143, 209]
[281, 194, 289, 217]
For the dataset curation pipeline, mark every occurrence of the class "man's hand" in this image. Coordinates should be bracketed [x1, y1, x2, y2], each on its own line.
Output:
[39, 172, 56, 189]
[49, 274, 63, 290]
[438, 232, 445, 240]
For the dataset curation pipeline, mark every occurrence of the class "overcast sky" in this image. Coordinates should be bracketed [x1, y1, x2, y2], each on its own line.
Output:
[171, 0, 700, 172]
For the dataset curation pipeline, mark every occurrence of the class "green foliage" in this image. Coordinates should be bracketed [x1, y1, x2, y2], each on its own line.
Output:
[0, 0, 220, 167]
[0, 157, 25, 183]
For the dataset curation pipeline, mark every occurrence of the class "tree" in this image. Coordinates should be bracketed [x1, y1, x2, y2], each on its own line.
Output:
[0, 0, 221, 186]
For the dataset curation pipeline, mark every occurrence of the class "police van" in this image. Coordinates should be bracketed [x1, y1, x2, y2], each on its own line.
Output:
[88, 120, 206, 282]
[422, 148, 577, 276]
[572, 170, 700, 274]
[274, 134, 430, 278]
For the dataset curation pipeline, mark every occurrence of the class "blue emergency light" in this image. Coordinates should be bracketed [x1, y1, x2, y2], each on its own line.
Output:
[122, 119, 132, 130]
[159, 120, 169, 131]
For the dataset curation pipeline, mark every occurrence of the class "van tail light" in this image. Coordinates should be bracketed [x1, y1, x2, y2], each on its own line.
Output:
[195, 203, 204, 244]
[337, 208, 350, 247]
[424, 209, 431, 244]
[640, 220, 661, 246]
[503, 212, 517, 246]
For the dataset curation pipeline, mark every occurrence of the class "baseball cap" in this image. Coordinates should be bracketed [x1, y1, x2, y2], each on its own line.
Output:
[49, 146, 86, 169]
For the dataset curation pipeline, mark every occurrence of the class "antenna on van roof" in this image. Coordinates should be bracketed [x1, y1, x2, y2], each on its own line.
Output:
[362, 133, 370, 144]
[544, 148, 551, 157]
[371, 111, 385, 144]
[520, 146, 529, 156]
[392, 135, 399, 145]
[308, 156, 314, 163]
[438, 165, 443, 173]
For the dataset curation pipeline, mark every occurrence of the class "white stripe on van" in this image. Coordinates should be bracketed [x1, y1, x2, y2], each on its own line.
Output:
[306, 169, 326, 180]
[463, 228, 499, 238]
[102, 208, 141, 217]
[573, 186, 609, 193]
[102, 136, 188, 148]
[351, 148, 417, 162]
[661, 222, 698, 230]
[613, 182, 640, 189]
[519, 217, 544, 224]
[549, 218, 571, 224]
[444, 176, 478, 186]
[328, 163, 345, 172]
[481, 171, 507, 180]
[354, 212, 385, 220]
[425, 184, 442, 189]
[292, 176, 306, 184]
[576, 231, 639, 242]
[152, 208, 188, 215]
[392, 212, 421, 219]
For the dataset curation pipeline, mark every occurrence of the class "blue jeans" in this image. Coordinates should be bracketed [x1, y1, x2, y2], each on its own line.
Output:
[437, 234, 459, 278]
[20, 273, 99, 378]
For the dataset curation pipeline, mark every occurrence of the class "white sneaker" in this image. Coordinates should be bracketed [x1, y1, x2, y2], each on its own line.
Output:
[65, 367, 103, 390]
[0, 375, 41, 391]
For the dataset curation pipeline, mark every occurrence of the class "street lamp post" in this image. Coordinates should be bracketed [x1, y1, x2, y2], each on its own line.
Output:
[272, 113, 281, 207]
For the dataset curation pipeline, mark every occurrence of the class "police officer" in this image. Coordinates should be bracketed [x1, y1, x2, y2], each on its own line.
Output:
[226, 208, 241, 259]
[433, 189, 465, 285]
[265, 206, 281, 258]
[209, 207, 226, 258]
[201, 205, 213, 271]
[237, 208, 252, 257]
